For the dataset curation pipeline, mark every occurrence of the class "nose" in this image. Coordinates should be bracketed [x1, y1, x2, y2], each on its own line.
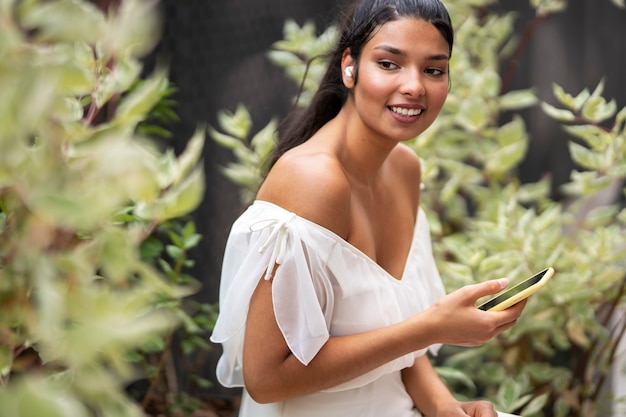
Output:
[400, 70, 425, 97]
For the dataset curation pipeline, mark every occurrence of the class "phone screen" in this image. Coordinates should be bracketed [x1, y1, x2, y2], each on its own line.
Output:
[477, 269, 550, 311]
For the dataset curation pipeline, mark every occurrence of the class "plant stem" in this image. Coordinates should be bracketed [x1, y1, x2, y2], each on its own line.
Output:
[141, 329, 175, 410]
[500, 14, 547, 95]
[589, 273, 626, 402]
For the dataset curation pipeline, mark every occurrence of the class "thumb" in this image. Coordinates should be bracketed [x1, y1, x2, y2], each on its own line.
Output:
[469, 278, 509, 300]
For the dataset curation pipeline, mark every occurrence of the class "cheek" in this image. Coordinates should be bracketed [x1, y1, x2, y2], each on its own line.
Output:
[430, 84, 449, 108]
[357, 73, 396, 102]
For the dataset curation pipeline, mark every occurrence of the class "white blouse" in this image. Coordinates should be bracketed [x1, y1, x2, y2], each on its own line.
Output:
[210, 200, 446, 417]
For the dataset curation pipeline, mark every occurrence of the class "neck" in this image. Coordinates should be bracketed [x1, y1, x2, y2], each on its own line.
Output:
[332, 103, 397, 187]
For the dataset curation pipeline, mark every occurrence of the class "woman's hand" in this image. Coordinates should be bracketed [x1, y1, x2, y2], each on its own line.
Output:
[421, 279, 527, 347]
[433, 400, 498, 417]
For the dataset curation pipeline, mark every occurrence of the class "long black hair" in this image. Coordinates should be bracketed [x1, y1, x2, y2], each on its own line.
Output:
[267, 0, 454, 169]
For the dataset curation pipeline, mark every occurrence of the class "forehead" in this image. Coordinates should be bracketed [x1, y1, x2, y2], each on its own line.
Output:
[365, 17, 450, 57]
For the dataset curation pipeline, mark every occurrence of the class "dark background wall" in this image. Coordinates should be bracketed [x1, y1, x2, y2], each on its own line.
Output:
[149, 0, 626, 397]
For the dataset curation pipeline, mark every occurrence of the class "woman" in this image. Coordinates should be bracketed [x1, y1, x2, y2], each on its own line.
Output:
[210, 0, 526, 416]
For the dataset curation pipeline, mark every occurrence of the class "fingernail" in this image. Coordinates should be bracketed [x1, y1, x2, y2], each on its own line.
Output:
[498, 278, 509, 288]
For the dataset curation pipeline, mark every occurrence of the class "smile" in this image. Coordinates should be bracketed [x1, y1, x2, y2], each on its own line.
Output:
[389, 106, 423, 117]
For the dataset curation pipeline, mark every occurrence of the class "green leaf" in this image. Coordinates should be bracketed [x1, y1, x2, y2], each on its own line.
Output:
[573, 88, 591, 110]
[585, 204, 620, 227]
[486, 118, 528, 173]
[563, 124, 610, 150]
[496, 378, 523, 410]
[498, 89, 538, 111]
[140, 236, 164, 260]
[251, 119, 278, 157]
[184, 233, 202, 250]
[166, 244, 183, 261]
[135, 166, 205, 221]
[435, 366, 477, 390]
[583, 96, 617, 123]
[562, 170, 612, 196]
[103, 0, 162, 59]
[614, 106, 626, 133]
[176, 310, 201, 334]
[517, 177, 551, 202]
[566, 317, 590, 347]
[569, 142, 605, 170]
[99, 227, 136, 284]
[220, 164, 260, 188]
[217, 104, 252, 139]
[521, 392, 549, 416]
[20, 0, 106, 44]
[552, 83, 577, 110]
[495, 116, 527, 146]
[456, 96, 489, 132]
[267, 50, 304, 68]
[95, 57, 142, 108]
[485, 140, 527, 174]
[0, 378, 89, 417]
[113, 69, 169, 128]
[541, 102, 576, 122]
[52, 97, 84, 122]
[532, 0, 567, 16]
[173, 129, 205, 187]
[46, 56, 95, 95]
[590, 78, 606, 99]
[209, 127, 244, 150]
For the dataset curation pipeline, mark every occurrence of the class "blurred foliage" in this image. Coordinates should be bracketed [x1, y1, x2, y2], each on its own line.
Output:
[0, 0, 208, 416]
[211, 0, 626, 416]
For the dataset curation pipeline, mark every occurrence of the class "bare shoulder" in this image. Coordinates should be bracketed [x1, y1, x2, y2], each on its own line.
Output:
[257, 150, 352, 239]
[387, 143, 422, 189]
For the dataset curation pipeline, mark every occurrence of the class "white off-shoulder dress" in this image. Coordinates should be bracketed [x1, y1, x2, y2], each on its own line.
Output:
[210, 200, 447, 417]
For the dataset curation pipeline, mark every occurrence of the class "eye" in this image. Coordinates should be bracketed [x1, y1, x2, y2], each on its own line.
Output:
[425, 67, 447, 76]
[378, 61, 399, 70]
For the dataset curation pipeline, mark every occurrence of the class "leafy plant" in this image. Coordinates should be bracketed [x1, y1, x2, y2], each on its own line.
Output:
[0, 1, 206, 416]
[133, 219, 219, 415]
[209, 105, 277, 205]
[211, 1, 626, 416]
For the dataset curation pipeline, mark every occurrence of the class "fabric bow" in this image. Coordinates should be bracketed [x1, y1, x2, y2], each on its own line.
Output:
[250, 213, 297, 280]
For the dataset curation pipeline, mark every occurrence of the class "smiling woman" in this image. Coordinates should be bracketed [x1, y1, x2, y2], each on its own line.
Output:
[209, 1, 528, 416]
[344, 18, 450, 139]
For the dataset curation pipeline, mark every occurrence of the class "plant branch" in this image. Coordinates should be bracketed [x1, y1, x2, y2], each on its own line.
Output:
[590, 274, 626, 401]
[571, 275, 625, 394]
[500, 14, 547, 95]
[141, 328, 175, 410]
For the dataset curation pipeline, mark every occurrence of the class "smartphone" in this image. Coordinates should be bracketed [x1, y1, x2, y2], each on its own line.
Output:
[477, 267, 555, 311]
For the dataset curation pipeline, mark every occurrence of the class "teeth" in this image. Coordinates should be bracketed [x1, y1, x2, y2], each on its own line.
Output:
[391, 106, 422, 116]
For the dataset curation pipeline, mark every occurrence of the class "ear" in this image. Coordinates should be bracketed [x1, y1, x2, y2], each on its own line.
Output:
[341, 48, 356, 88]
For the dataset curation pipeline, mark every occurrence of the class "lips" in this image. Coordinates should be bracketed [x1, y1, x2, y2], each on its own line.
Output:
[389, 106, 423, 117]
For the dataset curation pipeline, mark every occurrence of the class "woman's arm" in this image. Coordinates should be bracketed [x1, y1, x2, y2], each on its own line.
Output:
[401, 355, 459, 416]
[402, 355, 500, 417]
[242, 275, 524, 404]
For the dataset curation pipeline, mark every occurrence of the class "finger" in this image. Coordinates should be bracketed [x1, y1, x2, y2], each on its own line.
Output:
[494, 318, 518, 334]
[466, 278, 509, 300]
[496, 298, 528, 320]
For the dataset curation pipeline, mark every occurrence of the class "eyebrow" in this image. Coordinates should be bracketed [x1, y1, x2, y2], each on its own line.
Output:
[373, 44, 450, 60]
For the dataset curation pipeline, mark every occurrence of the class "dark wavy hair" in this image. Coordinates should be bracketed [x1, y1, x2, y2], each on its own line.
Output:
[267, 0, 453, 169]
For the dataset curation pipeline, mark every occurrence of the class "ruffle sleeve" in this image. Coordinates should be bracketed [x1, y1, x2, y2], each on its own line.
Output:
[210, 203, 334, 388]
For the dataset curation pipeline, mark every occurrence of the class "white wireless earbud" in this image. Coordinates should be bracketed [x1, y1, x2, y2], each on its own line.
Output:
[344, 66, 354, 78]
